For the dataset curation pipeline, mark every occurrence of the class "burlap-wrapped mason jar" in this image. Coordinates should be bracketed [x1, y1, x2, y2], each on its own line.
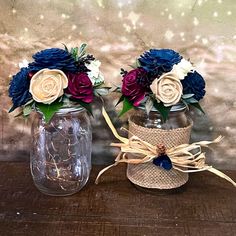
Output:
[127, 103, 192, 190]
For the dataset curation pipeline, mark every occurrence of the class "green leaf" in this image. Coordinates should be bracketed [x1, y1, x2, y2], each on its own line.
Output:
[182, 94, 195, 99]
[9, 105, 16, 113]
[190, 102, 205, 114]
[110, 86, 121, 93]
[9, 99, 34, 113]
[94, 87, 110, 96]
[24, 99, 34, 106]
[78, 43, 87, 58]
[79, 43, 87, 53]
[93, 80, 104, 88]
[62, 43, 69, 52]
[153, 101, 172, 122]
[115, 95, 125, 107]
[181, 99, 190, 111]
[129, 59, 141, 69]
[36, 101, 63, 123]
[77, 100, 93, 116]
[95, 86, 111, 90]
[183, 96, 205, 114]
[23, 105, 32, 117]
[145, 97, 154, 115]
[22, 100, 35, 117]
[129, 64, 137, 69]
[70, 47, 79, 61]
[118, 97, 134, 117]
[136, 59, 141, 67]
[185, 97, 199, 104]
[14, 110, 23, 118]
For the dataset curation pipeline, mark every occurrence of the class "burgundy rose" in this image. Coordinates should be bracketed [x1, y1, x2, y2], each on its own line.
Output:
[66, 72, 93, 103]
[122, 68, 147, 106]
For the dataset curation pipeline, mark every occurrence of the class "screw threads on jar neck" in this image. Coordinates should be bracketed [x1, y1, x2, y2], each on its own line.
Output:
[130, 104, 190, 130]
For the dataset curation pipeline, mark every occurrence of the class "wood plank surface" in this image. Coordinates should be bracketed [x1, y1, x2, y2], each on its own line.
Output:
[0, 162, 235, 236]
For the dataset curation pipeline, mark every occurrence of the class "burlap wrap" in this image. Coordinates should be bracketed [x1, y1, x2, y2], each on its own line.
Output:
[127, 118, 192, 189]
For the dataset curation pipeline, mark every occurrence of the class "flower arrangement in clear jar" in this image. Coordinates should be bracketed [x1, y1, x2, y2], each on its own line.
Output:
[8, 44, 109, 196]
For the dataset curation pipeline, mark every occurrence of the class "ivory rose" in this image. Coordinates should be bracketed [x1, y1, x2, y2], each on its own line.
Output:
[150, 72, 183, 107]
[29, 69, 68, 104]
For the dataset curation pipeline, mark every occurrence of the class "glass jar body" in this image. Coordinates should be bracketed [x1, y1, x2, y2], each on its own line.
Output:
[30, 108, 92, 196]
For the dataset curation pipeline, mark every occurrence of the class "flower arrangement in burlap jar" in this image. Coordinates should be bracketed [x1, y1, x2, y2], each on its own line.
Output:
[96, 49, 236, 190]
[118, 48, 205, 118]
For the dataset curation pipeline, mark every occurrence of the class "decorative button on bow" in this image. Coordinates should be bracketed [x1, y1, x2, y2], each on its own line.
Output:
[153, 144, 172, 170]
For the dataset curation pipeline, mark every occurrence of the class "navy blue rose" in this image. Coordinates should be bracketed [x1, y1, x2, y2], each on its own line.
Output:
[181, 71, 206, 101]
[138, 49, 182, 78]
[9, 67, 32, 112]
[28, 48, 78, 73]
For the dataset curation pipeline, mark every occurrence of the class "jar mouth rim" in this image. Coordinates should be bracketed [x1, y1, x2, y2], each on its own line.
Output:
[36, 105, 85, 116]
[56, 105, 85, 114]
[138, 102, 186, 112]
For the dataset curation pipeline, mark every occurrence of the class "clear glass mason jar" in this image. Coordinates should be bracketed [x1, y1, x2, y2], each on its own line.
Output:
[127, 103, 193, 192]
[30, 106, 92, 196]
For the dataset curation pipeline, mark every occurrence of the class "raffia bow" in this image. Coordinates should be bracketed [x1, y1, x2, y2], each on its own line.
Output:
[95, 107, 236, 187]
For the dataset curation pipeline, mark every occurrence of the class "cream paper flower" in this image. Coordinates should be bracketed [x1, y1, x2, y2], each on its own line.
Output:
[171, 58, 194, 80]
[150, 72, 183, 107]
[86, 60, 104, 86]
[29, 69, 68, 104]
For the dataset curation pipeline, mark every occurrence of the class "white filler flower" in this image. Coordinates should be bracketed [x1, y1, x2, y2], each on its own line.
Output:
[86, 60, 104, 86]
[171, 58, 194, 80]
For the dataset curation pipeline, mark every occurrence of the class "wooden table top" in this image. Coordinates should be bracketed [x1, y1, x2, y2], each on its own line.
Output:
[0, 162, 235, 236]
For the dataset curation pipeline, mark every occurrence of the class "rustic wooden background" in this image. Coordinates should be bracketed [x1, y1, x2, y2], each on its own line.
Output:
[0, 0, 236, 169]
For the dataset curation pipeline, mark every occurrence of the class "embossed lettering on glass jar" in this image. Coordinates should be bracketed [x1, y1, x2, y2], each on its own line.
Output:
[127, 103, 193, 191]
[30, 106, 92, 196]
